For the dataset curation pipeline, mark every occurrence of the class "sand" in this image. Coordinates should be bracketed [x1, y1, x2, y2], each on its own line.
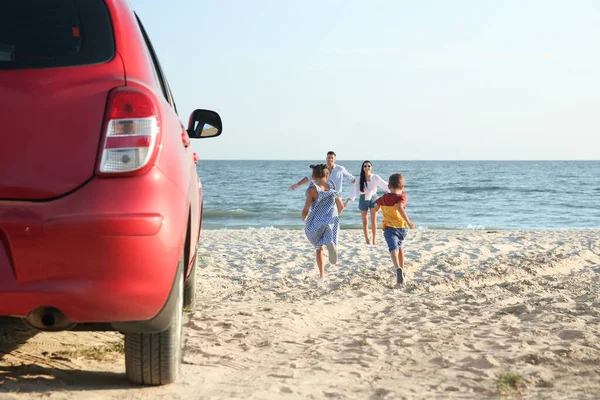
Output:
[1, 229, 599, 399]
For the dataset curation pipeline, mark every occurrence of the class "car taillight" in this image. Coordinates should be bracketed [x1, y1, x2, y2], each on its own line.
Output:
[99, 90, 160, 173]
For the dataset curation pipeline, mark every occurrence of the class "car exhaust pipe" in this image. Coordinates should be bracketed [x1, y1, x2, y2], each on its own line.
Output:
[24, 307, 76, 331]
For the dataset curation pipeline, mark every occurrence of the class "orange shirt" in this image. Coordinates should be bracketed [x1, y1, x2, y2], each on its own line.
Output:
[375, 192, 408, 229]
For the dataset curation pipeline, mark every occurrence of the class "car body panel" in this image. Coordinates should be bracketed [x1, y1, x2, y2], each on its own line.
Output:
[0, 168, 188, 322]
[0, 0, 211, 325]
[0, 56, 126, 200]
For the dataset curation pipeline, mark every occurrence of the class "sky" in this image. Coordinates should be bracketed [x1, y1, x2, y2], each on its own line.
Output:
[130, 0, 600, 160]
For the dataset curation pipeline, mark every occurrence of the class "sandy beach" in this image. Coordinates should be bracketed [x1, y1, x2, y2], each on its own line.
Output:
[1, 229, 599, 399]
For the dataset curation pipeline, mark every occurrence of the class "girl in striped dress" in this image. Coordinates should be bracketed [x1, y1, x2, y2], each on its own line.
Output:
[301, 164, 345, 279]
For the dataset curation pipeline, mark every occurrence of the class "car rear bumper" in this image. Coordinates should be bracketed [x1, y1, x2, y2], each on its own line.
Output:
[0, 168, 189, 323]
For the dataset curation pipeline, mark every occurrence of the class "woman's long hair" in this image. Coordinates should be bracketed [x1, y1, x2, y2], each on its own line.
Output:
[359, 160, 371, 192]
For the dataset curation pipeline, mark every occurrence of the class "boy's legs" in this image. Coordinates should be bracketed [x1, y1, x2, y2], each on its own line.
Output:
[316, 247, 325, 279]
[396, 228, 409, 283]
[399, 248, 405, 269]
[383, 228, 399, 259]
[384, 228, 406, 284]
[390, 249, 400, 267]
[396, 228, 409, 266]
[384, 227, 399, 267]
[390, 248, 404, 285]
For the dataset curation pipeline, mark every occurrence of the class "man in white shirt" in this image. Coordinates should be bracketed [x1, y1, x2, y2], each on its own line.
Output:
[290, 151, 356, 195]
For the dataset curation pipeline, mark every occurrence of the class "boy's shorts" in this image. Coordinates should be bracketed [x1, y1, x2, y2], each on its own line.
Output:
[383, 227, 409, 252]
[358, 195, 377, 211]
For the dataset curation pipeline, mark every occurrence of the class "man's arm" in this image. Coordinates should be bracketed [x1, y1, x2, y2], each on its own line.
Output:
[291, 176, 309, 190]
[341, 166, 356, 184]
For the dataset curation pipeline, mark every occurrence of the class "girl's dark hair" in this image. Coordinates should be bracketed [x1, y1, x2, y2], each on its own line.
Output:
[359, 160, 372, 192]
[309, 164, 329, 179]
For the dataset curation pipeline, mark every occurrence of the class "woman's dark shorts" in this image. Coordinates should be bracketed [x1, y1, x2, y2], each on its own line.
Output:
[358, 195, 377, 211]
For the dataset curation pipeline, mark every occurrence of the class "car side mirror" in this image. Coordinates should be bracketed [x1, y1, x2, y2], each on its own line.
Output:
[187, 109, 222, 139]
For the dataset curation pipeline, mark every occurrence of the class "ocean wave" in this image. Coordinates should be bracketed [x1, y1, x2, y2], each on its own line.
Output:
[517, 188, 560, 194]
[202, 224, 303, 231]
[280, 211, 303, 217]
[454, 186, 506, 194]
[413, 224, 493, 231]
[204, 209, 304, 217]
[203, 209, 256, 217]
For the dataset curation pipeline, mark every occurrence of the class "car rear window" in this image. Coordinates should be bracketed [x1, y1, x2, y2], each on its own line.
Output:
[0, 0, 114, 70]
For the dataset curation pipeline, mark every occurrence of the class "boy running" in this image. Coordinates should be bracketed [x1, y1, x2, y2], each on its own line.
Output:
[374, 173, 415, 284]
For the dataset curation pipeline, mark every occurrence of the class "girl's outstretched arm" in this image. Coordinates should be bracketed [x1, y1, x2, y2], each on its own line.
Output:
[345, 178, 359, 207]
[302, 187, 317, 221]
[336, 197, 344, 215]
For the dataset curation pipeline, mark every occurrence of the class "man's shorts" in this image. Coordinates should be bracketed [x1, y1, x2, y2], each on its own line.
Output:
[383, 227, 409, 252]
[358, 195, 377, 211]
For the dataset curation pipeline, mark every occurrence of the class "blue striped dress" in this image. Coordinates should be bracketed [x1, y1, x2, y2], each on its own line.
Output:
[304, 180, 340, 249]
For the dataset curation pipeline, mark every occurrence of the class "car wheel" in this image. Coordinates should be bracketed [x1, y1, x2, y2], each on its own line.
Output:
[124, 262, 183, 385]
[183, 249, 198, 312]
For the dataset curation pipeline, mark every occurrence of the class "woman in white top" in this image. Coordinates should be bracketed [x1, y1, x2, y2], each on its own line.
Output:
[343, 160, 389, 245]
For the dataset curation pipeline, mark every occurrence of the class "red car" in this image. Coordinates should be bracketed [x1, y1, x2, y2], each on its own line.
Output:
[0, 0, 221, 385]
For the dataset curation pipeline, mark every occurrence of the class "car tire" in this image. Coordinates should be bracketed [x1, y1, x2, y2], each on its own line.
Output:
[124, 261, 183, 385]
[183, 252, 197, 312]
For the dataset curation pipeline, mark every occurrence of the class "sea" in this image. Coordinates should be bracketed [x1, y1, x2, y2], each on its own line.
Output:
[196, 160, 599, 231]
